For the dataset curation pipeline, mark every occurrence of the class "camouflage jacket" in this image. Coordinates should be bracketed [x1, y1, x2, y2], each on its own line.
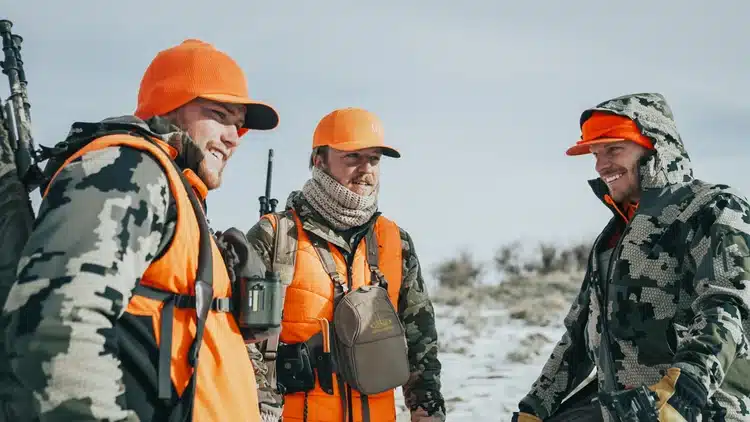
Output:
[245, 191, 446, 422]
[0, 116, 205, 421]
[518, 93, 750, 421]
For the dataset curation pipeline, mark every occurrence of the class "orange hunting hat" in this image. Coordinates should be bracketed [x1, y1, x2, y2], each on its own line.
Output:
[134, 39, 279, 136]
[312, 108, 400, 158]
[566, 112, 653, 156]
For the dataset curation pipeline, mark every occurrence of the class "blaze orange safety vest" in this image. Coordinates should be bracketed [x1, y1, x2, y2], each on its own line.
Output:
[265, 210, 404, 422]
[44, 133, 260, 422]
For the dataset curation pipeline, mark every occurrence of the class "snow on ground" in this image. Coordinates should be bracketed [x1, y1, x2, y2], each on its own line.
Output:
[395, 272, 582, 421]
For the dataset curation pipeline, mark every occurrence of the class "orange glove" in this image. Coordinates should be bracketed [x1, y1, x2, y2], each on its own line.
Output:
[648, 368, 699, 422]
[511, 412, 542, 422]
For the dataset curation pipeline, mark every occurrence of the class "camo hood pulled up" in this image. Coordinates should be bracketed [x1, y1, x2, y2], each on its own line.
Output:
[518, 92, 750, 421]
[582, 92, 692, 195]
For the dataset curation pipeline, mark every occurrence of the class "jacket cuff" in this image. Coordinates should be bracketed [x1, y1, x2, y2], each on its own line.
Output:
[519, 397, 546, 419]
[671, 367, 709, 409]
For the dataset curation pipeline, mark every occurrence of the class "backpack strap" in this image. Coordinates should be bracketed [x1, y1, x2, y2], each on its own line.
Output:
[364, 226, 387, 290]
[262, 211, 297, 391]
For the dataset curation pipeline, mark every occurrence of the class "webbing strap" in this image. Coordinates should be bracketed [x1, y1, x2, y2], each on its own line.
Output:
[131, 284, 233, 401]
[337, 375, 348, 422]
[311, 239, 347, 292]
[263, 212, 296, 390]
[364, 228, 388, 290]
[361, 394, 371, 422]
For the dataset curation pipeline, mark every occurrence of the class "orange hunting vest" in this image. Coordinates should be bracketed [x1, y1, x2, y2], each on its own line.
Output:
[44, 133, 260, 422]
[265, 210, 404, 422]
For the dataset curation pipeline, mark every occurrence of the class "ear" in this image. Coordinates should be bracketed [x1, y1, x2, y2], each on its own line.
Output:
[313, 150, 329, 170]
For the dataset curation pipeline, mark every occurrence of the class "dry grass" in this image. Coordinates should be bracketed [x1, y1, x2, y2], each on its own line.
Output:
[433, 270, 583, 327]
[506, 332, 554, 363]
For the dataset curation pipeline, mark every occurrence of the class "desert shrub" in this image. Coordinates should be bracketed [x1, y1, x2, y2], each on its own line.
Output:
[494, 240, 591, 280]
[432, 249, 483, 289]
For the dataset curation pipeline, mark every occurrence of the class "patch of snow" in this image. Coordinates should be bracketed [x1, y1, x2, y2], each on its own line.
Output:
[395, 302, 567, 421]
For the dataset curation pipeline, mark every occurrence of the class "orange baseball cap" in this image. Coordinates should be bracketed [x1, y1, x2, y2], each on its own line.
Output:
[134, 39, 279, 137]
[312, 108, 400, 158]
[566, 112, 653, 156]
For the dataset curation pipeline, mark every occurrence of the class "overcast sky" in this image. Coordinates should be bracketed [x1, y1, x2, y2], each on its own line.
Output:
[4, 1, 749, 285]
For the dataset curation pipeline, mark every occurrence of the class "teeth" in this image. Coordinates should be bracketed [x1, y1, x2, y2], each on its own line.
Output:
[604, 173, 623, 183]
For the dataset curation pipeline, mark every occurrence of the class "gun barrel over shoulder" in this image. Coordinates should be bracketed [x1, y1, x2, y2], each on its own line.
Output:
[258, 148, 278, 217]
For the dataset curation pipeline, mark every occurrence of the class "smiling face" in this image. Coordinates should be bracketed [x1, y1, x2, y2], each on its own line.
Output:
[314, 147, 382, 196]
[166, 97, 246, 189]
[590, 140, 651, 204]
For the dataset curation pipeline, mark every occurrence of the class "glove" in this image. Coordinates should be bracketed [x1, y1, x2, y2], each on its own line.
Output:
[410, 406, 445, 422]
[214, 227, 266, 280]
[511, 412, 542, 422]
[214, 227, 276, 342]
[647, 367, 703, 422]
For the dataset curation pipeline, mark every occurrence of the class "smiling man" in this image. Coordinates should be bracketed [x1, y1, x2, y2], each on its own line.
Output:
[245, 107, 445, 422]
[512, 93, 750, 422]
[0, 39, 279, 421]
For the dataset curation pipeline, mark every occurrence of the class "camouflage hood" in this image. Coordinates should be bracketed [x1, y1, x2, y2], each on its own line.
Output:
[583, 93, 692, 201]
[100, 115, 205, 174]
[55, 115, 204, 175]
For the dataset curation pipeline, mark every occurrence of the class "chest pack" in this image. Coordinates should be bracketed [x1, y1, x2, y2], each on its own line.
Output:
[262, 212, 410, 421]
[312, 227, 410, 396]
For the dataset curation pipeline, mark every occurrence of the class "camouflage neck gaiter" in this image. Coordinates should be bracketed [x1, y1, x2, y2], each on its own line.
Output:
[145, 116, 205, 173]
[302, 166, 378, 231]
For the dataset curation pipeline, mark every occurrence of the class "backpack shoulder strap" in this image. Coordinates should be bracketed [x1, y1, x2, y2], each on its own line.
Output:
[364, 225, 388, 290]
[262, 209, 297, 390]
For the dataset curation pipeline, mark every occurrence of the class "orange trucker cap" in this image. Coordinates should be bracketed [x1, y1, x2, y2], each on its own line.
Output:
[566, 112, 653, 156]
[134, 39, 279, 136]
[312, 108, 400, 158]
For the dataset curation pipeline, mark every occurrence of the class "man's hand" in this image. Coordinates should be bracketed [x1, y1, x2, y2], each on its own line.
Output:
[214, 227, 276, 342]
[214, 227, 266, 282]
[600, 368, 702, 422]
[411, 406, 446, 422]
[647, 368, 700, 422]
[511, 411, 542, 422]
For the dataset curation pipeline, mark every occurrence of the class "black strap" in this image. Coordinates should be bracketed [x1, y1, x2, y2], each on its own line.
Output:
[131, 284, 233, 402]
[360, 394, 371, 422]
[311, 237, 348, 305]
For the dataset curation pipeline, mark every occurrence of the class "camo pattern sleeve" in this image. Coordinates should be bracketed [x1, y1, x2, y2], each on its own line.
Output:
[397, 228, 446, 421]
[245, 216, 285, 422]
[517, 279, 595, 419]
[674, 191, 750, 398]
[0, 145, 171, 421]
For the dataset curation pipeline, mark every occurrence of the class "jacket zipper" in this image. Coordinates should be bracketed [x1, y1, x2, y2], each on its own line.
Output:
[597, 212, 633, 392]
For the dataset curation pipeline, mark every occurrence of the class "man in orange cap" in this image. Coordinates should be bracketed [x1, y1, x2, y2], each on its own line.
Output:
[512, 93, 750, 422]
[0, 39, 278, 421]
[244, 107, 446, 422]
